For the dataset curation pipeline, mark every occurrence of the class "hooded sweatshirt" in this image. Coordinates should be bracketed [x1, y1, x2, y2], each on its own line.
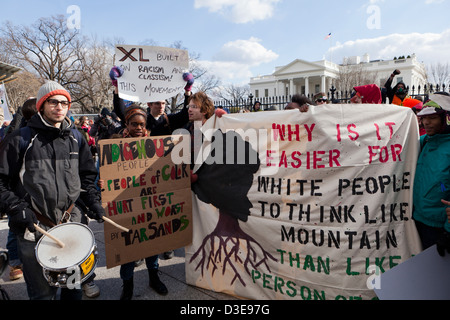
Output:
[413, 133, 450, 232]
[353, 84, 382, 104]
[385, 79, 421, 108]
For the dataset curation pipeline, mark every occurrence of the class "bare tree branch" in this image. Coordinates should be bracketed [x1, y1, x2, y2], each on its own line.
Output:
[427, 62, 450, 85]
[335, 64, 379, 92]
[1, 18, 224, 115]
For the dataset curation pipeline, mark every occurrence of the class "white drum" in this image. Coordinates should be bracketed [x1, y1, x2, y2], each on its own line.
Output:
[35, 223, 98, 288]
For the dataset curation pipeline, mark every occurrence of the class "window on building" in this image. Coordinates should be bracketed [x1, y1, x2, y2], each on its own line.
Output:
[255, 90, 259, 98]
[315, 84, 320, 93]
[265, 89, 269, 97]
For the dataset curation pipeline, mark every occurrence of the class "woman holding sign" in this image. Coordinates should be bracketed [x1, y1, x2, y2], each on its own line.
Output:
[110, 66, 192, 261]
[98, 105, 168, 299]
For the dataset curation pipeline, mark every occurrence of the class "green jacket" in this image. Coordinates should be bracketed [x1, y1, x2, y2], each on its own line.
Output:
[413, 133, 450, 232]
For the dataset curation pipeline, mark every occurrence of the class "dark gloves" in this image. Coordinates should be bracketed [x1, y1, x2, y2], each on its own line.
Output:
[393, 69, 401, 76]
[436, 231, 450, 257]
[87, 203, 105, 222]
[8, 207, 37, 234]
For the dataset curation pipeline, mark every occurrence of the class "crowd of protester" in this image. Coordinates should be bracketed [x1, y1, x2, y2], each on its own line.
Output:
[0, 67, 449, 300]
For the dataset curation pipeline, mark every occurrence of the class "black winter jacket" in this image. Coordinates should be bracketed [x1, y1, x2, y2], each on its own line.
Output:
[0, 113, 100, 225]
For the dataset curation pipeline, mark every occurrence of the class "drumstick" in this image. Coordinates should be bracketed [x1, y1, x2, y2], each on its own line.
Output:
[34, 224, 65, 248]
[102, 216, 130, 232]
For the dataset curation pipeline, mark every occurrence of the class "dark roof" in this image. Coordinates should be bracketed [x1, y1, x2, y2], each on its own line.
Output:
[0, 61, 22, 84]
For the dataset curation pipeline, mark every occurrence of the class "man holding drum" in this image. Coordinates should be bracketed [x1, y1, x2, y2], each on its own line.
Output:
[0, 81, 105, 300]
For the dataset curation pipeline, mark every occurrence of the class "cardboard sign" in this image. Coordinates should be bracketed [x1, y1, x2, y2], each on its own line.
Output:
[99, 135, 192, 269]
[115, 45, 189, 103]
[185, 104, 423, 300]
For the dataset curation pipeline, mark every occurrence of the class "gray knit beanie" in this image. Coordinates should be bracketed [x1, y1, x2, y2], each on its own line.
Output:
[36, 80, 71, 112]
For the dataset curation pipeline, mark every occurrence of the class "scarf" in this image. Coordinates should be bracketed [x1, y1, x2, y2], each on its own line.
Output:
[392, 95, 421, 108]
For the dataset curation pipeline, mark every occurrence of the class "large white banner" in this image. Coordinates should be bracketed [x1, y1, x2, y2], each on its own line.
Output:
[185, 103, 422, 300]
[115, 45, 189, 103]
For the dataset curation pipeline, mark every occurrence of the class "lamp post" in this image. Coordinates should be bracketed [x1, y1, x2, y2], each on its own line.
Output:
[248, 93, 254, 109]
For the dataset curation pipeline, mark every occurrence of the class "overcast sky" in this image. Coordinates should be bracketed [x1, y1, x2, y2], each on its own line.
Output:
[1, 0, 449, 85]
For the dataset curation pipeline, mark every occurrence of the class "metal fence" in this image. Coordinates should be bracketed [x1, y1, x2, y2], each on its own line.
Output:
[73, 83, 449, 117]
[213, 83, 449, 113]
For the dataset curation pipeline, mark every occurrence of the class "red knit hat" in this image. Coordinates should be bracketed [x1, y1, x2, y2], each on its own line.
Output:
[36, 81, 71, 112]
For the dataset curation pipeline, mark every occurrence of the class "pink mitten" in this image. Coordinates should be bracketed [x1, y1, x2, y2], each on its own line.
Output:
[183, 73, 194, 92]
[109, 66, 124, 87]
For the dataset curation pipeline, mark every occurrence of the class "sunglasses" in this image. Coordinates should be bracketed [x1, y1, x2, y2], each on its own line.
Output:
[316, 99, 327, 103]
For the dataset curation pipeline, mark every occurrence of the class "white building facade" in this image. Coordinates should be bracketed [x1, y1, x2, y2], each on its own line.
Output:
[249, 54, 428, 99]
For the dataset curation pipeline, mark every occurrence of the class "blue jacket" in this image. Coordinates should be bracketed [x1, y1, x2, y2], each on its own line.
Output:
[413, 133, 450, 232]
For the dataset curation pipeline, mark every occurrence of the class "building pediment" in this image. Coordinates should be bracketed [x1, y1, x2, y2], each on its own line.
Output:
[273, 59, 324, 76]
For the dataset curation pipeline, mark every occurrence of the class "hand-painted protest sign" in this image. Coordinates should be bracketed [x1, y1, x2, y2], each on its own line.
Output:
[185, 104, 422, 300]
[115, 45, 189, 103]
[99, 135, 192, 269]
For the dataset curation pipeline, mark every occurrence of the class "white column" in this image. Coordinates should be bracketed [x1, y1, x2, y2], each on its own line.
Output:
[289, 79, 294, 96]
[304, 77, 309, 96]
[277, 80, 284, 96]
[321, 75, 327, 92]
